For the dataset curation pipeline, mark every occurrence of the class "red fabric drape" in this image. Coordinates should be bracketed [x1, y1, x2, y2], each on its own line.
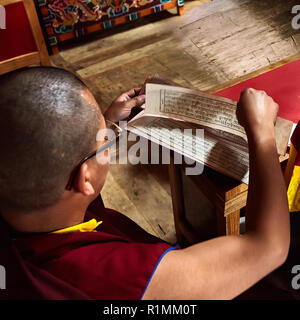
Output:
[0, 2, 37, 62]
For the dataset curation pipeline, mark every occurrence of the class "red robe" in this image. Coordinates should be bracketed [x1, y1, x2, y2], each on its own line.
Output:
[0, 196, 177, 299]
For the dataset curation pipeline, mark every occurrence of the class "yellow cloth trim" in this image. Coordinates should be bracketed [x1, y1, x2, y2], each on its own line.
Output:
[287, 165, 300, 212]
[51, 219, 103, 234]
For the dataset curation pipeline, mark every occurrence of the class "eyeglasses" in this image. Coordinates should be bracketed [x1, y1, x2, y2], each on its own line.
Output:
[66, 120, 122, 191]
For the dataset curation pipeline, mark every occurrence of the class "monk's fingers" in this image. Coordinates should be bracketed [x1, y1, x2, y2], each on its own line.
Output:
[126, 87, 142, 98]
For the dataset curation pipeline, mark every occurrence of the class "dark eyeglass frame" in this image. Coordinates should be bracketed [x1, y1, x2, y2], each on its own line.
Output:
[65, 120, 122, 191]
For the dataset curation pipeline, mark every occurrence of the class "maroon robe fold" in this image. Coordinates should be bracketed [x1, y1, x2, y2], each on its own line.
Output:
[0, 196, 176, 300]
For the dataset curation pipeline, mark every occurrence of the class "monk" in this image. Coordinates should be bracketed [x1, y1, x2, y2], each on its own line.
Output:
[0, 66, 291, 299]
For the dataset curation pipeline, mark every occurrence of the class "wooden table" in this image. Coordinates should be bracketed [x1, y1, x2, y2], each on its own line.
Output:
[168, 156, 247, 246]
[169, 147, 289, 248]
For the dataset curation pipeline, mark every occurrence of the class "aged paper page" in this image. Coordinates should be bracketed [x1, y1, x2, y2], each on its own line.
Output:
[274, 117, 294, 155]
[144, 83, 292, 155]
[125, 84, 292, 184]
[203, 127, 249, 154]
[127, 116, 250, 184]
[145, 83, 247, 140]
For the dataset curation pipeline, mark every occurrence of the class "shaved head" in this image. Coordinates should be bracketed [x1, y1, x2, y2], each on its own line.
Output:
[0, 67, 101, 210]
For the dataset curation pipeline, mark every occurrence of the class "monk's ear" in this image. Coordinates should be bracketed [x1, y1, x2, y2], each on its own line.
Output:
[73, 163, 95, 196]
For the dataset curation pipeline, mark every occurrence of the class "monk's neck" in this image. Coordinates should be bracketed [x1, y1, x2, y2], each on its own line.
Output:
[0, 201, 88, 233]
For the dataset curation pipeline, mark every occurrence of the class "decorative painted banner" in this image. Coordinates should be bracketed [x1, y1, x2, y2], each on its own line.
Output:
[36, 0, 183, 53]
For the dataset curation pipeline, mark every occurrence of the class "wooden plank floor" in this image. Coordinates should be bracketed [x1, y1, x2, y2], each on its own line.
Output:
[51, 0, 300, 243]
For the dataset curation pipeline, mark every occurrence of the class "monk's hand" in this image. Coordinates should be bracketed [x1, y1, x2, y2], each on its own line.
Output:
[104, 88, 145, 123]
[236, 88, 278, 141]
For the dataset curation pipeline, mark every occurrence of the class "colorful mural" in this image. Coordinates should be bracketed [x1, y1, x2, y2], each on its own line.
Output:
[36, 0, 184, 52]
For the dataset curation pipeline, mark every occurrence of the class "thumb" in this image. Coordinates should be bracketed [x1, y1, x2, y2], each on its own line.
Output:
[126, 94, 146, 109]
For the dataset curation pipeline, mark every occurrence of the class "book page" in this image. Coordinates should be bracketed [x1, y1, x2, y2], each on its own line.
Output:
[274, 117, 294, 155]
[127, 116, 250, 184]
[125, 84, 292, 183]
[203, 127, 249, 153]
[145, 83, 247, 140]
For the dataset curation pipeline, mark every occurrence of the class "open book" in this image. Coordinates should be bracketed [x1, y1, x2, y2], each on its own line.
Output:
[126, 84, 293, 184]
